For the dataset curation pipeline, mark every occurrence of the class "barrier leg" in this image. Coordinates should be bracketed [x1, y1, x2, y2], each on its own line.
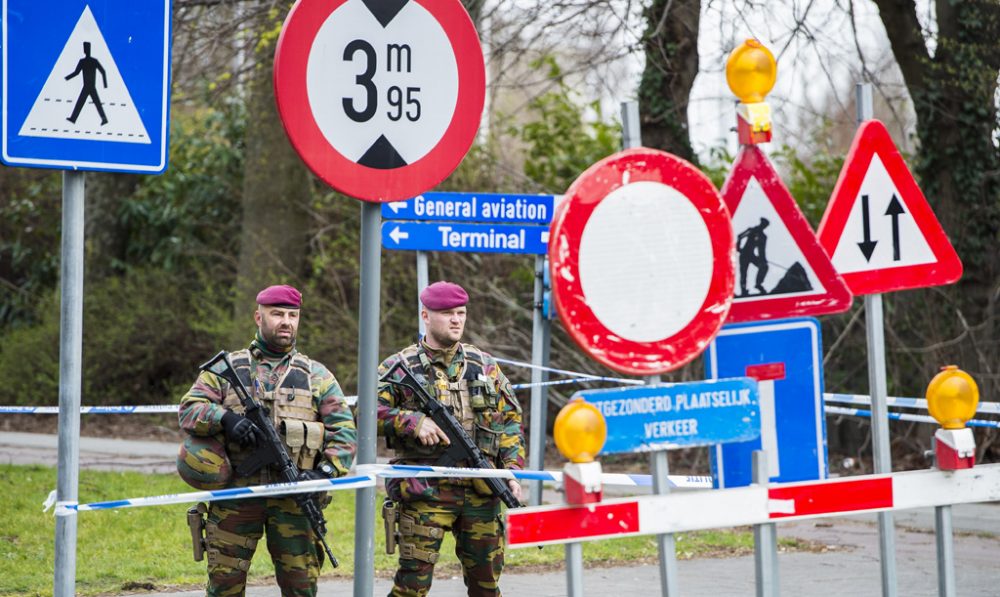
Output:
[935, 505, 956, 597]
[752, 451, 778, 597]
[651, 450, 679, 596]
[566, 542, 584, 597]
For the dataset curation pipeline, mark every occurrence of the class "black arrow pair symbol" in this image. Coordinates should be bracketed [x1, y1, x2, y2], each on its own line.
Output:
[857, 194, 906, 262]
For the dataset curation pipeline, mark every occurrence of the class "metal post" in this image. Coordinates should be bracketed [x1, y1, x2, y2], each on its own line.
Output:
[865, 293, 897, 595]
[857, 82, 897, 597]
[652, 450, 679, 596]
[54, 171, 85, 597]
[935, 504, 956, 596]
[353, 202, 381, 597]
[752, 451, 779, 597]
[416, 250, 428, 337]
[565, 542, 584, 597]
[528, 255, 551, 506]
[621, 100, 641, 149]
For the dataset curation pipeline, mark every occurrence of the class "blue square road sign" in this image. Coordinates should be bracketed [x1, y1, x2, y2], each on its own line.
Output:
[2, 0, 171, 173]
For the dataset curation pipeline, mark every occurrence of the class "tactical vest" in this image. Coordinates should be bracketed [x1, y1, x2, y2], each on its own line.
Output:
[220, 349, 324, 485]
[389, 343, 505, 464]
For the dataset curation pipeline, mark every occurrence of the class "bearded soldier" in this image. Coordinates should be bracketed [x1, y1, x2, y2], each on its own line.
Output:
[378, 281, 525, 597]
[177, 285, 356, 597]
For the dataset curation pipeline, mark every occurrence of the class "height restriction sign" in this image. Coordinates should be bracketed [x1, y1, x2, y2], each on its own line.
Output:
[274, 0, 485, 202]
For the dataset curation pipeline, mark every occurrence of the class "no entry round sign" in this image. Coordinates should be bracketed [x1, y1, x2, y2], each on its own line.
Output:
[549, 148, 735, 375]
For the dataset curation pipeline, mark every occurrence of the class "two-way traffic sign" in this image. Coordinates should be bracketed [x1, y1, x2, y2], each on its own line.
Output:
[817, 120, 962, 295]
[274, 0, 485, 202]
[1, 0, 172, 173]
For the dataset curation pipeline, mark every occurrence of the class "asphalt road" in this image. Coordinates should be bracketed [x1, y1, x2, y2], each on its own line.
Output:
[4, 431, 1000, 596]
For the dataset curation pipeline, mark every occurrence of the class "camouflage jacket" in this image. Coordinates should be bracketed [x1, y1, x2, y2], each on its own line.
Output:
[376, 342, 525, 473]
[178, 346, 357, 481]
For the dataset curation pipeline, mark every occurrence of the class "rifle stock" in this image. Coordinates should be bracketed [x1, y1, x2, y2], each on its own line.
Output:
[199, 350, 340, 568]
[380, 359, 522, 509]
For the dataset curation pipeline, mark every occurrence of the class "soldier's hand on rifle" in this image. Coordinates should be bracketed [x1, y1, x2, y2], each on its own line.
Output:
[221, 411, 264, 448]
[507, 479, 523, 502]
[416, 418, 451, 446]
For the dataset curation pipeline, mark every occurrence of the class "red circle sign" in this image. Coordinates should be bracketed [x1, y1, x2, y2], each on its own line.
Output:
[274, 0, 485, 202]
[549, 148, 734, 375]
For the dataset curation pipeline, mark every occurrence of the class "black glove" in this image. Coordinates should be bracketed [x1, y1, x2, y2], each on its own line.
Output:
[297, 468, 330, 503]
[221, 411, 262, 448]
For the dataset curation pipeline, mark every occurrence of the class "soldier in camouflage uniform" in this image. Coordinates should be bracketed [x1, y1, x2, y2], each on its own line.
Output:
[378, 281, 525, 597]
[177, 285, 356, 597]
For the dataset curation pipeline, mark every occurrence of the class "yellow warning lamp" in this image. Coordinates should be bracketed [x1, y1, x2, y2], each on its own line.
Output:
[926, 365, 979, 430]
[553, 398, 607, 463]
[725, 39, 777, 145]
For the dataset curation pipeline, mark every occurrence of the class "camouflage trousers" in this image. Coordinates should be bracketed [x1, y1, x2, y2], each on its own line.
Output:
[390, 485, 505, 597]
[205, 497, 321, 597]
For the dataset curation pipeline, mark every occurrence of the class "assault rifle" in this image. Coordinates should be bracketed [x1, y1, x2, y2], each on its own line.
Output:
[380, 359, 523, 509]
[200, 351, 339, 568]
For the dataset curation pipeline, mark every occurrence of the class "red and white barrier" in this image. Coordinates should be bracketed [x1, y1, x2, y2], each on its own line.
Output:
[506, 463, 1000, 548]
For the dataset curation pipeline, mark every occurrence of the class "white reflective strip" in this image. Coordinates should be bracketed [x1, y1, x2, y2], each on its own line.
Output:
[824, 393, 1000, 416]
[891, 465, 1000, 510]
[635, 486, 768, 535]
[768, 498, 795, 514]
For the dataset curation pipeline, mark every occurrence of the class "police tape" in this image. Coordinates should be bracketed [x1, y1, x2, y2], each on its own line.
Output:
[45, 464, 713, 515]
[43, 474, 379, 516]
[9, 392, 999, 418]
[824, 393, 1000, 415]
[824, 405, 1000, 428]
[493, 356, 643, 386]
[356, 463, 713, 489]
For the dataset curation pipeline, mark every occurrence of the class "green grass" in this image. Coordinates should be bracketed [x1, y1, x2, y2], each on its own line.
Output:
[1, 464, 760, 595]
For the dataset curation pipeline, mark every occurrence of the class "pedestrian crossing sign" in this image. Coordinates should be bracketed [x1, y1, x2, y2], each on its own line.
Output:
[1, 1, 171, 173]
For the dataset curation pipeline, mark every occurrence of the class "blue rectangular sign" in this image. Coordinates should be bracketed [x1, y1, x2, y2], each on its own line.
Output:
[706, 317, 828, 488]
[382, 221, 549, 255]
[576, 378, 760, 454]
[381, 192, 556, 224]
[2, 0, 172, 173]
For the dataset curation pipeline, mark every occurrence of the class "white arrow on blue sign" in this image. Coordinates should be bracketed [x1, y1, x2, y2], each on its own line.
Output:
[575, 377, 760, 454]
[706, 317, 828, 488]
[382, 221, 550, 255]
[1, 0, 172, 173]
[382, 192, 556, 224]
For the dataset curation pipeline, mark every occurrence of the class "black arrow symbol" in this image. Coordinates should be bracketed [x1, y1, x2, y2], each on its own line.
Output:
[885, 193, 905, 261]
[857, 194, 877, 262]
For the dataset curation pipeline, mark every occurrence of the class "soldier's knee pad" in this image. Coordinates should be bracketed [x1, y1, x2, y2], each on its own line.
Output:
[177, 434, 232, 490]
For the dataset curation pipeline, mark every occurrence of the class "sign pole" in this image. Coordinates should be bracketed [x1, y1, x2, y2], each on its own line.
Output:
[857, 82, 898, 597]
[353, 202, 381, 597]
[528, 254, 551, 506]
[54, 171, 85, 597]
[652, 448, 680, 596]
[416, 251, 428, 336]
[752, 450, 779, 596]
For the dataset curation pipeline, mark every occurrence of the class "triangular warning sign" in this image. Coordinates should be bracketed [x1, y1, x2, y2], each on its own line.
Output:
[817, 120, 962, 295]
[721, 145, 852, 322]
[18, 5, 151, 145]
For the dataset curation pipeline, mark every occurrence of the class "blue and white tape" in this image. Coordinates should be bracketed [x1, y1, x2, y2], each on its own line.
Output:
[824, 393, 1000, 415]
[46, 464, 713, 515]
[824, 405, 1000, 428]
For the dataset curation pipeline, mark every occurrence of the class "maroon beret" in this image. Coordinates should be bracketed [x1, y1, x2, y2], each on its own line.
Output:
[256, 285, 302, 308]
[420, 281, 468, 311]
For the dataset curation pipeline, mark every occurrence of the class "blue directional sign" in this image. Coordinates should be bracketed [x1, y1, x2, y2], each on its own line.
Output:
[381, 192, 556, 224]
[576, 378, 760, 454]
[382, 221, 549, 255]
[705, 317, 828, 488]
[2, 1, 172, 173]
